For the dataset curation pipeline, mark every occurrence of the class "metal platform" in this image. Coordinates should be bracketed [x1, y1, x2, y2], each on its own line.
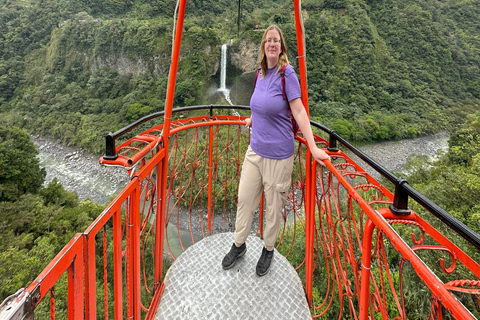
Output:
[154, 232, 311, 320]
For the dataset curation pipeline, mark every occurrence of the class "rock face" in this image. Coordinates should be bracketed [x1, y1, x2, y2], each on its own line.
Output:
[85, 37, 258, 79]
[92, 52, 170, 77]
[230, 39, 260, 73]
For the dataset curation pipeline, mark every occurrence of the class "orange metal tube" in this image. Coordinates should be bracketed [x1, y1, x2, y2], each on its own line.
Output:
[293, 0, 309, 115]
[359, 219, 375, 319]
[154, 157, 164, 289]
[207, 125, 214, 235]
[304, 153, 314, 306]
[25, 233, 84, 306]
[113, 208, 123, 319]
[163, 0, 187, 139]
[156, 0, 187, 310]
[127, 183, 141, 319]
[68, 246, 84, 320]
[293, 1, 315, 305]
[158, 0, 187, 305]
[84, 233, 96, 320]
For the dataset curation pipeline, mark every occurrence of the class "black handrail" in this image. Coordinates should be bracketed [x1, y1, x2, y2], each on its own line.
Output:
[311, 120, 480, 251]
[102, 105, 480, 251]
[103, 105, 251, 160]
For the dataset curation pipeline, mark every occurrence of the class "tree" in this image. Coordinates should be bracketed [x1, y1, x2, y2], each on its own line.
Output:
[0, 126, 45, 201]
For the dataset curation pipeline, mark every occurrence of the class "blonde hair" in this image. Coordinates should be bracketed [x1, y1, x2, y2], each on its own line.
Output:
[259, 25, 290, 78]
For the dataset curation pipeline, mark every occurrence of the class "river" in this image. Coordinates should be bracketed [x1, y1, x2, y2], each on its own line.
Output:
[33, 132, 449, 205]
[32, 135, 130, 205]
[346, 131, 449, 181]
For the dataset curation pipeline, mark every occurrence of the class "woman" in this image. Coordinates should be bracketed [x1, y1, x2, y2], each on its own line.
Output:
[222, 25, 330, 276]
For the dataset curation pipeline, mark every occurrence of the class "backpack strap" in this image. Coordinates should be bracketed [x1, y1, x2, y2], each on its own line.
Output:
[253, 66, 261, 88]
[255, 65, 288, 100]
[280, 64, 287, 100]
[253, 64, 298, 137]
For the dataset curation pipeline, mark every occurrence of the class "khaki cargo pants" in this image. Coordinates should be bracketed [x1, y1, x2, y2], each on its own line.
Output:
[234, 146, 294, 251]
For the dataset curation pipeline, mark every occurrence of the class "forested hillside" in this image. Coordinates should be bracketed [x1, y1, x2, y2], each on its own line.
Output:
[0, 0, 479, 153]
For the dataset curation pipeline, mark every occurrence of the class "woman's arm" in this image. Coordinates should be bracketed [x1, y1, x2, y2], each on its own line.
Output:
[245, 117, 252, 127]
[289, 98, 330, 165]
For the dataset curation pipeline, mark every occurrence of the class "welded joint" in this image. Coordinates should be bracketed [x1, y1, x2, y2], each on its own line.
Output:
[0, 286, 40, 320]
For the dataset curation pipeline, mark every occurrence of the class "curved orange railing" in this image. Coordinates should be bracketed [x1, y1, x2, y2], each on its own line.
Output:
[4, 109, 479, 320]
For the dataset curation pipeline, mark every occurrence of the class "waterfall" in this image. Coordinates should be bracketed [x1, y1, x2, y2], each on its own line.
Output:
[218, 43, 233, 106]
[220, 44, 227, 91]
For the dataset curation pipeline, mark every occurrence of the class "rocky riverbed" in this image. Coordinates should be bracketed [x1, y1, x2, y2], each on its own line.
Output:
[32, 135, 130, 205]
[33, 131, 449, 205]
[351, 131, 449, 180]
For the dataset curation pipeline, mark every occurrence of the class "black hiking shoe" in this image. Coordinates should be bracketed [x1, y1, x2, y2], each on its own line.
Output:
[222, 243, 246, 270]
[256, 247, 274, 276]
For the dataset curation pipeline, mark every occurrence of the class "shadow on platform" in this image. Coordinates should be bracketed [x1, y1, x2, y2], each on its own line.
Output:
[154, 232, 311, 320]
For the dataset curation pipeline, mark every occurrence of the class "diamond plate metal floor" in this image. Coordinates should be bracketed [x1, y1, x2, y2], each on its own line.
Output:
[154, 232, 311, 320]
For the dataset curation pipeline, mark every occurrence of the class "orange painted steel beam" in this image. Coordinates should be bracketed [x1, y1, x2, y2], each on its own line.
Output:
[84, 232, 96, 320]
[157, 5, 188, 314]
[304, 153, 316, 306]
[163, 0, 187, 138]
[127, 182, 141, 319]
[113, 206, 123, 319]
[154, 155, 165, 290]
[208, 125, 214, 235]
[293, 0, 309, 116]
[68, 249, 84, 320]
[136, 148, 165, 181]
[293, 0, 317, 306]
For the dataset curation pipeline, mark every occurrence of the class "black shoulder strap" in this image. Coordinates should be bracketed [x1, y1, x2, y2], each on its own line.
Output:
[280, 64, 287, 100]
[254, 65, 287, 101]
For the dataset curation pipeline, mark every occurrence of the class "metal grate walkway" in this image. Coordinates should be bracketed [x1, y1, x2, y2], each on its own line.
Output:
[154, 232, 311, 320]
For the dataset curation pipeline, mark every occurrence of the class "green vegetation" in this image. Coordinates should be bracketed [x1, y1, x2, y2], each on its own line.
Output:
[1, 0, 479, 153]
[395, 112, 480, 318]
[403, 112, 480, 238]
[0, 125, 103, 302]
[0, 126, 173, 319]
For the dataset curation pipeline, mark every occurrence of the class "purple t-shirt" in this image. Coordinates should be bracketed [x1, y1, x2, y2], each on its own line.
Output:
[250, 65, 302, 159]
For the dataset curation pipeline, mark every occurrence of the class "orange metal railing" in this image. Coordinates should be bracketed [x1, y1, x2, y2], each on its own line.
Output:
[3, 110, 479, 320]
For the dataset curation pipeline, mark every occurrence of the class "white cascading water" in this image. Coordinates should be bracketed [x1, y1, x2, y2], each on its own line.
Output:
[218, 43, 234, 106]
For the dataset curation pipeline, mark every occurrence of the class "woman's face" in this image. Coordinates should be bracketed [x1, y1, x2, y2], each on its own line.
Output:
[264, 29, 282, 67]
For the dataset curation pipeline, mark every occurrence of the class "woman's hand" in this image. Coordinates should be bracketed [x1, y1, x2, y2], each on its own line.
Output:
[245, 117, 252, 127]
[311, 146, 330, 166]
[289, 98, 330, 166]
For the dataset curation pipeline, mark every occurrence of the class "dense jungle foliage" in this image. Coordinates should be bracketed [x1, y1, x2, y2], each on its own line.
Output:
[1, 0, 480, 317]
[1, 0, 479, 153]
[0, 125, 103, 303]
[0, 125, 172, 318]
